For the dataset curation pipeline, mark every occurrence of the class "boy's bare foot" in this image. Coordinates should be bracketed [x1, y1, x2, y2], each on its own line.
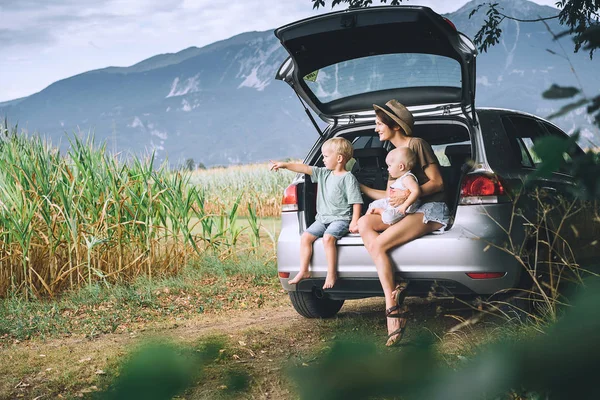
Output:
[323, 274, 336, 289]
[288, 271, 310, 285]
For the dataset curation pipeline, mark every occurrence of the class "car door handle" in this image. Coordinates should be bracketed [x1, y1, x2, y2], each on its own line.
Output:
[541, 186, 557, 192]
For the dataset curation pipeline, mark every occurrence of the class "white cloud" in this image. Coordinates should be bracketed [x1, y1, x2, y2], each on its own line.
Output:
[129, 116, 143, 128]
[478, 76, 492, 87]
[150, 129, 168, 140]
[181, 99, 192, 112]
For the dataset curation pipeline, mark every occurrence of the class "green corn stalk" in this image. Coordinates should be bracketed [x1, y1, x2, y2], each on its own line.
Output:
[247, 203, 261, 250]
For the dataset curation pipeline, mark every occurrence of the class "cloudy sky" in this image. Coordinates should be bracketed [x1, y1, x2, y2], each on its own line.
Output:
[0, 0, 559, 102]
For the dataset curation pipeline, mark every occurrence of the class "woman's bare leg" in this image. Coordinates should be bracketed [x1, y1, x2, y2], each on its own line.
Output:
[357, 214, 388, 248]
[289, 232, 317, 285]
[322, 234, 338, 289]
[360, 213, 442, 344]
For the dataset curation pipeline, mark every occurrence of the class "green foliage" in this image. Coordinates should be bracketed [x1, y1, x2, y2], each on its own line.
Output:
[547, 98, 590, 119]
[532, 133, 600, 199]
[291, 336, 441, 400]
[312, 0, 402, 9]
[93, 337, 252, 400]
[96, 342, 209, 400]
[471, 2, 504, 53]
[557, 0, 600, 56]
[469, 1, 599, 57]
[530, 132, 580, 178]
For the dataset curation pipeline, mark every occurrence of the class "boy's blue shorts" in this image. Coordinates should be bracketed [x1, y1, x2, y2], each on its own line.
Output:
[305, 220, 350, 239]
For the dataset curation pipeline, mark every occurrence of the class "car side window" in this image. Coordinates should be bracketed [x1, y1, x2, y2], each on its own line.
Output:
[501, 115, 547, 169]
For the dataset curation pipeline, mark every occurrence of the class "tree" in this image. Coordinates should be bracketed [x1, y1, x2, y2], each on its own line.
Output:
[183, 158, 195, 171]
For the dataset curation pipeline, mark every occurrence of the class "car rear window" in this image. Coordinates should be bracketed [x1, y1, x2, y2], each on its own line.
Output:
[303, 53, 462, 104]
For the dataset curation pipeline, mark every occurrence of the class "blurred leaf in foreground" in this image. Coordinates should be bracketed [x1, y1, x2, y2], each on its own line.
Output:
[290, 335, 444, 400]
[542, 84, 580, 99]
[546, 99, 590, 120]
[530, 132, 600, 199]
[96, 341, 215, 400]
[530, 133, 579, 178]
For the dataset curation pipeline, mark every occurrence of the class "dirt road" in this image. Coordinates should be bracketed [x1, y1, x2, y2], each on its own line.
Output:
[0, 295, 478, 399]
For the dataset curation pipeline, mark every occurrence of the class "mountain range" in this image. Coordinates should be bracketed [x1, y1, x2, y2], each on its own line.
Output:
[1, 0, 598, 166]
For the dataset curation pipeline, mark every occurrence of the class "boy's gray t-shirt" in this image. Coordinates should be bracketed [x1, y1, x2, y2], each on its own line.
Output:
[310, 167, 363, 224]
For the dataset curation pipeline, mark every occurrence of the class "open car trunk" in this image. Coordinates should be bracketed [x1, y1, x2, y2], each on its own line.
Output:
[302, 121, 472, 234]
[274, 6, 477, 125]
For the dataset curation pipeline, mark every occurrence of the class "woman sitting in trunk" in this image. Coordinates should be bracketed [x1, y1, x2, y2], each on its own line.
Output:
[358, 100, 449, 346]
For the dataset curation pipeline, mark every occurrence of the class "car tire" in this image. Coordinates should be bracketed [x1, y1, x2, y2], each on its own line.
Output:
[288, 290, 344, 318]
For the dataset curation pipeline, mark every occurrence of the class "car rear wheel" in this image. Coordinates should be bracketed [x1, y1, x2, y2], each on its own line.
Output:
[288, 290, 344, 318]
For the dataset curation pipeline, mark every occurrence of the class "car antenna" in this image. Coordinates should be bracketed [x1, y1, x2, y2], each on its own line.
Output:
[292, 86, 324, 137]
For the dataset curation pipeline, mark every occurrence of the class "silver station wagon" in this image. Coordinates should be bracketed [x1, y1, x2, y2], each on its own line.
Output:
[273, 6, 583, 318]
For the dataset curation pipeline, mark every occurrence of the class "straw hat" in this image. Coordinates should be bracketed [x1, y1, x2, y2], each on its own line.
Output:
[373, 100, 414, 136]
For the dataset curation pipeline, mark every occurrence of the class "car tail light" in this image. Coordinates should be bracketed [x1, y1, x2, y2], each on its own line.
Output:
[459, 174, 507, 205]
[282, 184, 298, 212]
[466, 272, 506, 279]
[278, 272, 290, 278]
[444, 18, 457, 31]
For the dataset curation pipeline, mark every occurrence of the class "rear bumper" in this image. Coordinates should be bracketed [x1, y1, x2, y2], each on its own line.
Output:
[280, 277, 479, 300]
[277, 204, 526, 296]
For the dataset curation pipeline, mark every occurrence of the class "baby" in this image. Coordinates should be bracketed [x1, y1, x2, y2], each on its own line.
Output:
[367, 147, 421, 225]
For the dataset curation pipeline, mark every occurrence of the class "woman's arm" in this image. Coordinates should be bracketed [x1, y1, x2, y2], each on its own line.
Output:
[359, 183, 387, 200]
[389, 164, 444, 207]
[419, 163, 444, 197]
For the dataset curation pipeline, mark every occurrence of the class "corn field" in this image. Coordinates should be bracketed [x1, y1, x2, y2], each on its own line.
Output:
[188, 163, 296, 218]
[0, 126, 284, 298]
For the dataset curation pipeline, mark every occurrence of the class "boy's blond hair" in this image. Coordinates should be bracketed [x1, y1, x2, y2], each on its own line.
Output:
[322, 137, 353, 161]
[389, 147, 417, 170]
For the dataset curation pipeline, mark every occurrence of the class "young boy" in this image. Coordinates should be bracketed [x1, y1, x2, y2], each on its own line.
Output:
[367, 147, 421, 225]
[270, 137, 363, 289]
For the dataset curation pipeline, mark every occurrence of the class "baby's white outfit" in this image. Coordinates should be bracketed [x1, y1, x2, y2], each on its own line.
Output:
[367, 171, 420, 225]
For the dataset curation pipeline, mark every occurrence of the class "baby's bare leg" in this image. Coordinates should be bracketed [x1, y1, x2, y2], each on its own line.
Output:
[288, 232, 317, 285]
[322, 234, 338, 289]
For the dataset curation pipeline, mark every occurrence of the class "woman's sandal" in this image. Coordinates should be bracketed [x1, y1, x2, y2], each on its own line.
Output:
[385, 307, 408, 347]
[385, 281, 410, 347]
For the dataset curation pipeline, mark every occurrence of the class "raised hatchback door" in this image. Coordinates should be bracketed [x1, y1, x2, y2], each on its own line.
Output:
[274, 6, 477, 121]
